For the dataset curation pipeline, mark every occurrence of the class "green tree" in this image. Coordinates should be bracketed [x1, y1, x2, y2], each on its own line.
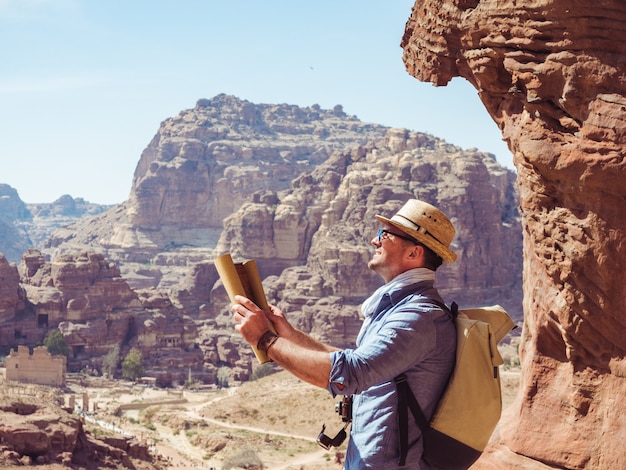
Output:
[121, 348, 144, 381]
[43, 330, 69, 357]
[102, 344, 120, 378]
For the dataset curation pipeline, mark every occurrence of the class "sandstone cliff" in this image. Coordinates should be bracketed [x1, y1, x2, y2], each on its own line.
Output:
[4, 96, 522, 386]
[46, 95, 389, 260]
[44, 96, 521, 314]
[1, 251, 211, 386]
[401, 1, 625, 468]
[213, 130, 522, 347]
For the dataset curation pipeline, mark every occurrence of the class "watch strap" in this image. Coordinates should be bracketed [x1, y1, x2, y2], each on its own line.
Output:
[257, 330, 279, 355]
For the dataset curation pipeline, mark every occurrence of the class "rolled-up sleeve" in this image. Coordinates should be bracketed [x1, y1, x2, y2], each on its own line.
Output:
[327, 350, 348, 396]
[327, 307, 439, 396]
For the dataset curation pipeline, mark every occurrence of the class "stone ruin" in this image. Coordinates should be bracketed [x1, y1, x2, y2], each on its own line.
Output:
[5, 345, 66, 387]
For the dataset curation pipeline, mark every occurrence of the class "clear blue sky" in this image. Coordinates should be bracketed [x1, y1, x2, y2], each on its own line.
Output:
[0, 0, 512, 205]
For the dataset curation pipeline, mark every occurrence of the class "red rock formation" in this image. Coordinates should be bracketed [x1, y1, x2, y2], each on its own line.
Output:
[220, 131, 522, 348]
[0, 255, 24, 323]
[124, 94, 389, 241]
[51, 252, 141, 321]
[0, 396, 158, 468]
[401, 1, 625, 468]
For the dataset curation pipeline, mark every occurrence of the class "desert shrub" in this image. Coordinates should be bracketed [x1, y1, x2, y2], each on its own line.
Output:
[217, 367, 230, 388]
[222, 448, 263, 469]
[102, 344, 120, 378]
[142, 406, 159, 422]
[249, 363, 275, 381]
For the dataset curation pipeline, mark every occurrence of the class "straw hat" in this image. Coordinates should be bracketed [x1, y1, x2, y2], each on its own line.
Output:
[375, 199, 457, 263]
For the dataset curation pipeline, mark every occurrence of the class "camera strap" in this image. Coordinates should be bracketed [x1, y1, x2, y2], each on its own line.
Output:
[317, 422, 350, 450]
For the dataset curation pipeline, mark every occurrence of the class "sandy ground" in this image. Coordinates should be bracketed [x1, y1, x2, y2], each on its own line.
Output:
[65, 378, 340, 470]
[2, 367, 518, 469]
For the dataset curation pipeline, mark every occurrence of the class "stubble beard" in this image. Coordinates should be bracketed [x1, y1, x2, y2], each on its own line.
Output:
[367, 252, 382, 274]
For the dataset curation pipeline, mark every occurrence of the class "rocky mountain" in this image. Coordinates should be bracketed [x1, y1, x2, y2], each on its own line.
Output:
[0, 185, 111, 262]
[1, 95, 522, 387]
[400, 0, 626, 468]
[0, 185, 32, 261]
[215, 130, 522, 347]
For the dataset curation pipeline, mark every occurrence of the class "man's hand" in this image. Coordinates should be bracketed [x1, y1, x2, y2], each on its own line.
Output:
[232, 295, 334, 389]
[232, 295, 273, 346]
[266, 304, 296, 339]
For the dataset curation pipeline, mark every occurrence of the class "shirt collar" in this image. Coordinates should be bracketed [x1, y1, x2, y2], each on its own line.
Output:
[361, 268, 435, 318]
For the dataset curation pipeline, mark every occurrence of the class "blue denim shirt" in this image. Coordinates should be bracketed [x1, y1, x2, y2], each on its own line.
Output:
[328, 281, 456, 469]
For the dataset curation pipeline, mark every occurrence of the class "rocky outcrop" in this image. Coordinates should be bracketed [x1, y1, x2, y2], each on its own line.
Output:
[15, 250, 142, 329]
[0, 185, 31, 222]
[0, 185, 32, 261]
[215, 129, 522, 345]
[3, 250, 210, 386]
[43, 95, 392, 288]
[0, 395, 157, 468]
[56, 95, 388, 254]
[0, 255, 25, 324]
[401, 1, 626, 468]
[42, 96, 522, 316]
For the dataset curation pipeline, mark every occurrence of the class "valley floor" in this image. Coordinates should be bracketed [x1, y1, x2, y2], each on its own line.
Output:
[0, 367, 521, 469]
[66, 368, 521, 470]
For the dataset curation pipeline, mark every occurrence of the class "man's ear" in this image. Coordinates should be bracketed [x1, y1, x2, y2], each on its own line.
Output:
[407, 244, 424, 260]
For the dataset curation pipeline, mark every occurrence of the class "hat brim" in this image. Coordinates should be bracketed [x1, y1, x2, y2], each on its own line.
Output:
[376, 215, 457, 263]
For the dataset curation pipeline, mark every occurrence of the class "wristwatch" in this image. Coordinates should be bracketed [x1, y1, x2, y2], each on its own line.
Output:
[257, 330, 279, 354]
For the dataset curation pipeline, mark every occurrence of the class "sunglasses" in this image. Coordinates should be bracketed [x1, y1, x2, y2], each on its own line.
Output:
[377, 229, 418, 244]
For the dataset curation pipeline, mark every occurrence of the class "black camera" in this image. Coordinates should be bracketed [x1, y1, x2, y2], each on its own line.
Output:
[316, 395, 353, 450]
[335, 395, 353, 422]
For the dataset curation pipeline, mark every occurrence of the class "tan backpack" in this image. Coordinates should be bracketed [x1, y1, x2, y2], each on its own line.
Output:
[396, 303, 516, 469]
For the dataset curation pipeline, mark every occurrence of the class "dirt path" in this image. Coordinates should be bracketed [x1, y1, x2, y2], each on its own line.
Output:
[181, 404, 336, 469]
[272, 448, 336, 470]
[75, 382, 341, 469]
[188, 410, 317, 442]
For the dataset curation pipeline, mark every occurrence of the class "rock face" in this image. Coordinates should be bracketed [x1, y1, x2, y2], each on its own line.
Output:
[4, 97, 522, 388]
[1, 250, 209, 386]
[43, 95, 522, 315]
[44, 95, 392, 289]
[0, 185, 32, 262]
[96, 94, 388, 252]
[216, 130, 522, 346]
[0, 394, 157, 468]
[401, 1, 625, 468]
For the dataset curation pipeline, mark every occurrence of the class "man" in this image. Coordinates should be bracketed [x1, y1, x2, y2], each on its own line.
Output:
[232, 199, 457, 469]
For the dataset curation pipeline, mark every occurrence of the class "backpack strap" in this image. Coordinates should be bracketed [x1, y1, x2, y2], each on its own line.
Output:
[395, 373, 430, 465]
[394, 300, 457, 466]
